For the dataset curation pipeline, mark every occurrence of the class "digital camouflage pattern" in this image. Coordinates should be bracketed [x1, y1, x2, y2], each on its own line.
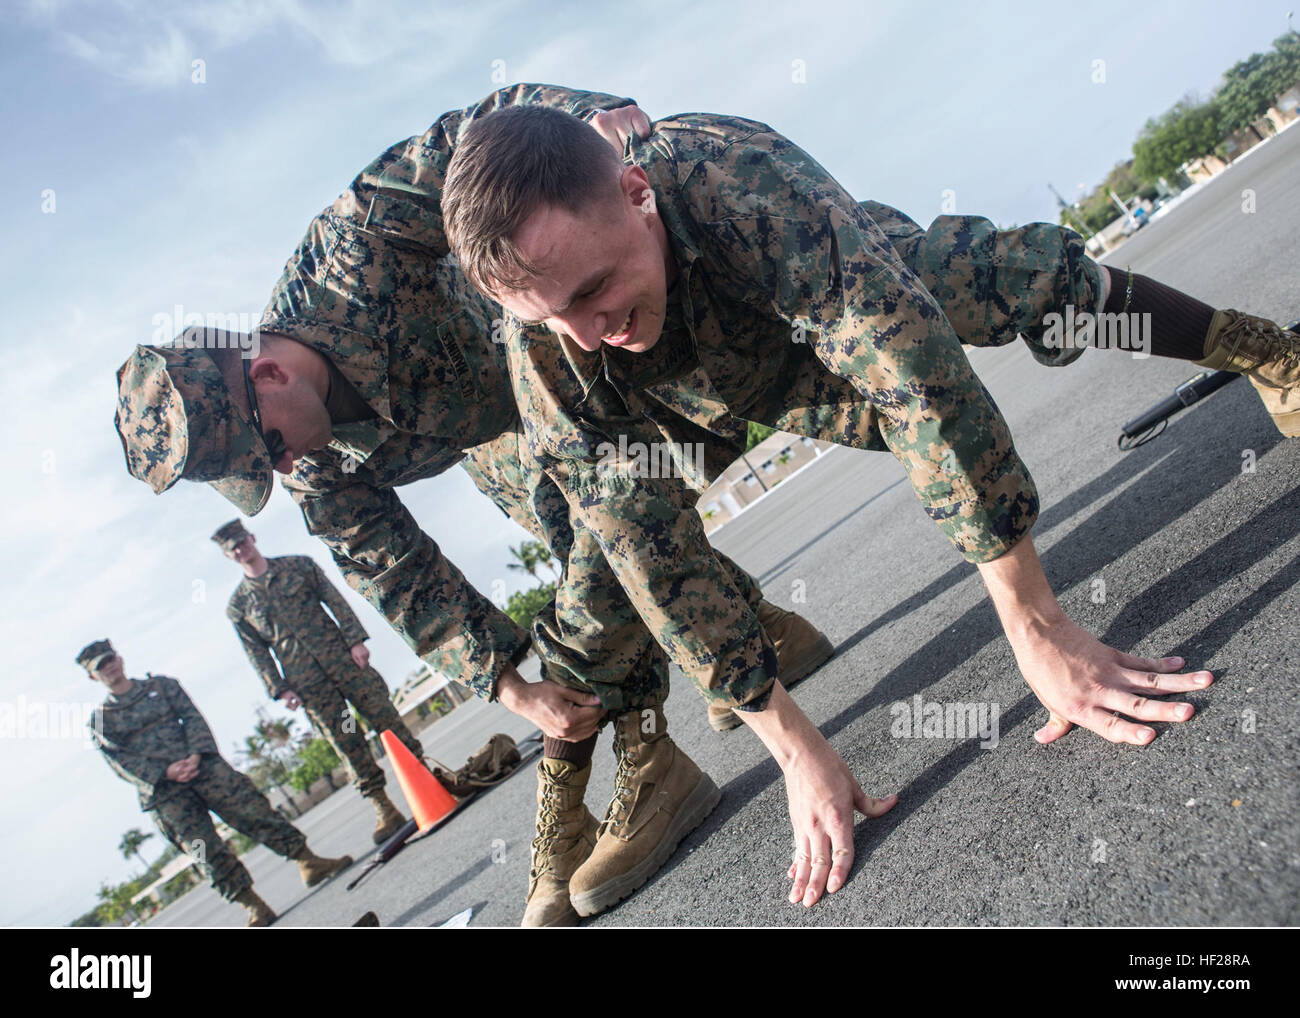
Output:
[226, 554, 423, 795]
[150, 754, 307, 901]
[226, 554, 370, 699]
[501, 113, 1107, 708]
[259, 85, 758, 712]
[89, 673, 307, 899]
[114, 338, 275, 516]
[89, 674, 222, 809]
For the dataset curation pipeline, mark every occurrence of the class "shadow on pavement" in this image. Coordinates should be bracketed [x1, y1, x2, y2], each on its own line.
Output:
[388, 855, 496, 927]
[643, 401, 1295, 901]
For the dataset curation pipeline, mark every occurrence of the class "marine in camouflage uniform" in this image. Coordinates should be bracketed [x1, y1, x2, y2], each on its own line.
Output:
[447, 107, 1293, 716]
[442, 105, 1292, 906]
[214, 519, 420, 844]
[79, 639, 351, 926]
[113, 86, 832, 925]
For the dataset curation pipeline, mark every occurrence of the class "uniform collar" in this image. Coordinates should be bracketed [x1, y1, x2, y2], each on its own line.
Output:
[103, 679, 146, 707]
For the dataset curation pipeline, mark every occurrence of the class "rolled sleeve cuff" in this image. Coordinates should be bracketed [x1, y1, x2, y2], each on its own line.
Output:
[925, 451, 1039, 564]
[449, 617, 530, 703]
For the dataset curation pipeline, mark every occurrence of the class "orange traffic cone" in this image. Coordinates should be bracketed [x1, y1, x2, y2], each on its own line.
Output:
[381, 730, 457, 831]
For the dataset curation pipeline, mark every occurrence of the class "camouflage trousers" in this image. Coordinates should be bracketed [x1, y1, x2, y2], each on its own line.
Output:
[297, 663, 424, 798]
[858, 199, 1105, 364]
[460, 424, 765, 714]
[149, 754, 306, 901]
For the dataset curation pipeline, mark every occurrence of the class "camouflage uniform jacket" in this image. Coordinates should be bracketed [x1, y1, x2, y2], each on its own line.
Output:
[507, 113, 1041, 708]
[262, 84, 650, 700]
[89, 675, 221, 810]
[226, 555, 370, 700]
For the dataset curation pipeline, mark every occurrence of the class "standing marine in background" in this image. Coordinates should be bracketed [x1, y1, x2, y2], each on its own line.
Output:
[81, 638, 352, 926]
[214, 519, 421, 844]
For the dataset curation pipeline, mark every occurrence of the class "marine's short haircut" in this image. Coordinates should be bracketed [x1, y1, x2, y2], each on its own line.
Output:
[442, 105, 623, 296]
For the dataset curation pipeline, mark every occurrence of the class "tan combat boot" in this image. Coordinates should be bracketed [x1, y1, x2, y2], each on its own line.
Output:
[1196, 311, 1300, 436]
[709, 600, 835, 732]
[367, 789, 406, 844]
[233, 887, 276, 927]
[522, 758, 599, 927]
[293, 846, 354, 888]
[569, 705, 720, 917]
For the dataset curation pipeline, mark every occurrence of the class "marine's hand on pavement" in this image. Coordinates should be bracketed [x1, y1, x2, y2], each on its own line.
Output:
[1010, 617, 1213, 746]
[782, 739, 898, 907]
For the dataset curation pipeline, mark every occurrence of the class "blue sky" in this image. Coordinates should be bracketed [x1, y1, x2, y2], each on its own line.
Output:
[1, 0, 1293, 925]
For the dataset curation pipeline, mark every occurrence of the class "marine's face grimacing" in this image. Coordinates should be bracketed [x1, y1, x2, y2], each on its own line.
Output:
[492, 165, 676, 355]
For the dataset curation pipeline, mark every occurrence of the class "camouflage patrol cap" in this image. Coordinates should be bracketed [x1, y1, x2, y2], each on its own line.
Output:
[76, 639, 117, 672]
[211, 519, 252, 552]
[114, 329, 274, 515]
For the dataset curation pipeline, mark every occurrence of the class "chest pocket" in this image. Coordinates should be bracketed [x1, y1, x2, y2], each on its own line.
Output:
[115, 683, 177, 744]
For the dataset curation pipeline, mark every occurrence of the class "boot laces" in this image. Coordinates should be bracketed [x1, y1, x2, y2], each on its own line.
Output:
[1220, 313, 1300, 369]
[601, 726, 636, 835]
[529, 783, 563, 878]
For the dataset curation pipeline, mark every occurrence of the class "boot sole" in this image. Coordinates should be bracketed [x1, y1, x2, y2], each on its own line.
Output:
[570, 774, 721, 917]
[1271, 408, 1300, 437]
[709, 633, 836, 732]
[521, 900, 581, 928]
[372, 824, 404, 844]
[303, 855, 354, 888]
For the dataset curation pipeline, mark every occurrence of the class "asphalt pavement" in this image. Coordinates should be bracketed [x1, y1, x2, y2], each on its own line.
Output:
[147, 122, 1298, 928]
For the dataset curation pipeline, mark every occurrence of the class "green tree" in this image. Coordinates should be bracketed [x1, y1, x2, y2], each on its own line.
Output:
[290, 738, 343, 793]
[505, 582, 557, 630]
[507, 540, 560, 582]
[1067, 160, 1159, 233]
[506, 541, 542, 581]
[118, 827, 155, 873]
[238, 720, 299, 804]
[1214, 46, 1296, 140]
[95, 879, 143, 926]
[745, 421, 775, 451]
[1133, 95, 1221, 182]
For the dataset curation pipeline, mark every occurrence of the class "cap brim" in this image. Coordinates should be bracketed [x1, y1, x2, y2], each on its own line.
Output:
[199, 394, 274, 516]
[90, 653, 115, 670]
[210, 471, 273, 516]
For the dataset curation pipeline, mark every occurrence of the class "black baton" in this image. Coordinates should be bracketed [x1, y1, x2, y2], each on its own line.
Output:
[1119, 371, 1240, 449]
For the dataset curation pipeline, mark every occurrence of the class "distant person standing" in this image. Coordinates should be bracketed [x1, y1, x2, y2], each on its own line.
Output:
[214, 520, 422, 843]
[80, 639, 351, 926]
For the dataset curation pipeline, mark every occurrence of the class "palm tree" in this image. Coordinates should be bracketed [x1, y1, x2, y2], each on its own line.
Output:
[506, 542, 541, 581]
[532, 542, 562, 581]
[508, 540, 562, 582]
[238, 724, 299, 812]
[118, 828, 154, 873]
